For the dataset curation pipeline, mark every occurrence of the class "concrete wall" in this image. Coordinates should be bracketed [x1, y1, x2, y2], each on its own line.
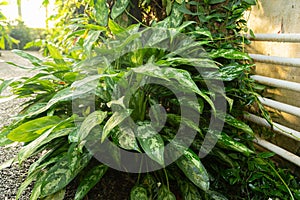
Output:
[246, 0, 300, 157]
[247, 0, 300, 131]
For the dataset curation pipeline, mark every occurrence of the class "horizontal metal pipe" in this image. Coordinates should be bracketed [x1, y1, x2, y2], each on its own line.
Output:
[244, 113, 300, 140]
[249, 54, 300, 67]
[246, 33, 300, 43]
[251, 75, 300, 92]
[253, 136, 300, 167]
[258, 97, 300, 118]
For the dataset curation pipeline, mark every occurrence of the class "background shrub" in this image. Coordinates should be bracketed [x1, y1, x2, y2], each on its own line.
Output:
[5, 21, 45, 50]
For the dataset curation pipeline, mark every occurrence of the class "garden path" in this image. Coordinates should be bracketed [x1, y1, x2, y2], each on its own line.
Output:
[0, 50, 41, 200]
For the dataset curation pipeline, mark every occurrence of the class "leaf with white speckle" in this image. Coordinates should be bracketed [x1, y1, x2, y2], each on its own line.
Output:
[176, 149, 210, 191]
[130, 185, 148, 200]
[157, 185, 176, 200]
[75, 165, 108, 200]
[40, 144, 92, 197]
[137, 124, 164, 166]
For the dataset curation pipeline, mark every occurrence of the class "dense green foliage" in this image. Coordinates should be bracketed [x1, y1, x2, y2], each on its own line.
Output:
[0, 1, 19, 49]
[0, 0, 299, 199]
[6, 21, 45, 50]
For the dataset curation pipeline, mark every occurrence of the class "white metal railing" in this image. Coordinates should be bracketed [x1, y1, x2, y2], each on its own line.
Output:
[244, 113, 300, 140]
[246, 33, 300, 43]
[253, 136, 300, 166]
[247, 33, 300, 167]
[251, 75, 300, 93]
[249, 54, 300, 68]
[258, 97, 300, 118]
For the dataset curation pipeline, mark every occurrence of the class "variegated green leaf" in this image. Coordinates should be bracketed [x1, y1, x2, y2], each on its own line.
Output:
[16, 169, 40, 200]
[0, 78, 15, 94]
[161, 57, 217, 69]
[18, 127, 75, 164]
[43, 189, 66, 200]
[132, 64, 216, 113]
[217, 132, 254, 156]
[12, 49, 42, 66]
[177, 179, 201, 200]
[130, 185, 148, 200]
[40, 146, 92, 197]
[142, 174, 157, 196]
[111, 125, 140, 152]
[0, 128, 14, 146]
[207, 190, 228, 200]
[167, 114, 202, 135]
[40, 74, 117, 117]
[210, 49, 251, 60]
[176, 149, 210, 191]
[209, 0, 226, 4]
[111, 0, 130, 19]
[168, 2, 184, 27]
[94, 0, 108, 26]
[47, 44, 63, 60]
[30, 172, 45, 200]
[224, 114, 253, 135]
[75, 165, 108, 200]
[137, 124, 164, 166]
[78, 110, 107, 142]
[192, 29, 213, 40]
[157, 185, 176, 200]
[83, 30, 102, 56]
[7, 116, 61, 142]
[28, 149, 65, 176]
[108, 18, 126, 35]
[102, 109, 132, 142]
[18, 102, 48, 119]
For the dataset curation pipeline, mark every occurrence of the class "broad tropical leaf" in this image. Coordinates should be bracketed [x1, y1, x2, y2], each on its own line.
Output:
[75, 165, 108, 200]
[137, 124, 165, 166]
[7, 116, 61, 142]
[217, 132, 254, 156]
[177, 179, 202, 200]
[210, 49, 251, 60]
[78, 110, 107, 142]
[0, 128, 14, 146]
[12, 49, 42, 66]
[111, 0, 130, 19]
[94, 0, 108, 26]
[102, 109, 132, 142]
[16, 171, 41, 199]
[111, 125, 140, 151]
[224, 114, 253, 135]
[40, 145, 92, 197]
[132, 64, 216, 113]
[18, 127, 75, 164]
[176, 148, 210, 191]
[42, 189, 66, 200]
[130, 185, 148, 200]
[157, 185, 176, 200]
[47, 44, 63, 59]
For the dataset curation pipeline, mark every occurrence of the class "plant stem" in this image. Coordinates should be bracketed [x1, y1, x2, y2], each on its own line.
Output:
[267, 162, 294, 200]
[163, 168, 170, 190]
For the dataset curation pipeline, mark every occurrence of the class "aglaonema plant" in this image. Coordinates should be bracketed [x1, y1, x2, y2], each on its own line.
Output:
[0, 0, 299, 200]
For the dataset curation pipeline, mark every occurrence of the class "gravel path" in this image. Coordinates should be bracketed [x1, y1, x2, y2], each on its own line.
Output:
[0, 50, 41, 200]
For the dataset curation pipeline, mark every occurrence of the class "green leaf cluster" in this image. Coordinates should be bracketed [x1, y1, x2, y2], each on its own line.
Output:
[0, 0, 299, 199]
